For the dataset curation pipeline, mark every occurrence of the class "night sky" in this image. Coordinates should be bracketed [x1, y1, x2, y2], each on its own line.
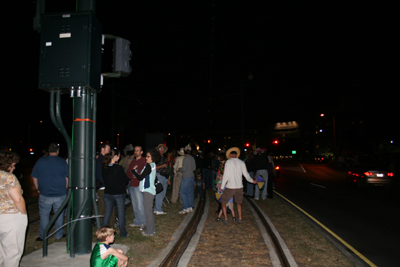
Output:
[4, 1, 397, 154]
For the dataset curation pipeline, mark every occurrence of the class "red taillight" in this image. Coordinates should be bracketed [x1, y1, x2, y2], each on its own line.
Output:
[364, 172, 373, 177]
[275, 166, 280, 170]
[387, 173, 394, 177]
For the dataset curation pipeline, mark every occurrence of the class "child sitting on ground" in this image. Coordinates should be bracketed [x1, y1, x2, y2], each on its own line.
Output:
[90, 226, 129, 267]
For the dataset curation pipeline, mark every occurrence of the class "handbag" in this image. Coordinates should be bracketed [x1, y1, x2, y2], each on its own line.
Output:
[154, 177, 164, 194]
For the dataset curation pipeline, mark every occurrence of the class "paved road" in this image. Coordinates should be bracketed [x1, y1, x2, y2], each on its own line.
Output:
[275, 161, 400, 267]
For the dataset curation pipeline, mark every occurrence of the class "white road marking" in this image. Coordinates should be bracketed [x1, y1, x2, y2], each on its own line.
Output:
[310, 183, 326, 189]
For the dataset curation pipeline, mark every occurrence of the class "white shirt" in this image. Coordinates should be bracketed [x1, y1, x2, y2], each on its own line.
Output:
[221, 158, 253, 189]
[173, 155, 185, 174]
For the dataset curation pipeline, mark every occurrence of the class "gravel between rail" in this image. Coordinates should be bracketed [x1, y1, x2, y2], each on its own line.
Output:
[188, 190, 271, 266]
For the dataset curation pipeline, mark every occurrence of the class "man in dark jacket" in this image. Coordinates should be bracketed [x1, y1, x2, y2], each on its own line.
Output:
[252, 148, 270, 200]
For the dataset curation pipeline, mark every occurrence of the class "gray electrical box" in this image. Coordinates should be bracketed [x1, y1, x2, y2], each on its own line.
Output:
[38, 11, 102, 91]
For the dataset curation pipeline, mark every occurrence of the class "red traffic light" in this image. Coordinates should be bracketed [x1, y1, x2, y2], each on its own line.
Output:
[245, 143, 250, 147]
[273, 140, 279, 145]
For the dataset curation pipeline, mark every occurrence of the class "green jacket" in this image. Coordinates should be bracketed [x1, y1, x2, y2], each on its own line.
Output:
[90, 242, 118, 267]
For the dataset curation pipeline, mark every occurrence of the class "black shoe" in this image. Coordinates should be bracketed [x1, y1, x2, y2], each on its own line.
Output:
[36, 237, 43, 241]
[56, 233, 67, 241]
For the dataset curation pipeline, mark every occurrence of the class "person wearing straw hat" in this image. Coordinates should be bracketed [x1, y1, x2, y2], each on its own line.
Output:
[219, 147, 256, 224]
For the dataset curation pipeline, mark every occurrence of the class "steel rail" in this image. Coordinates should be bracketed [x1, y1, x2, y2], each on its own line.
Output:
[157, 192, 292, 267]
[158, 193, 206, 267]
[245, 195, 291, 267]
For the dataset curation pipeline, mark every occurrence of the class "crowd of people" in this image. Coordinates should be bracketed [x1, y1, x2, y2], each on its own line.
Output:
[0, 141, 276, 266]
[95, 143, 277, 234]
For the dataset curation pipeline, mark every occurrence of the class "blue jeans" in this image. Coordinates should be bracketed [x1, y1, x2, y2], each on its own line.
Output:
[180, 177, 194, 210]
[247, 171, 255, 196]
[39, 194, 66, 240]
[254, 169, 268, 199]
[103, 194, 127, 237]
[154, 174, 168, 212]
[129, 186, 146, 226]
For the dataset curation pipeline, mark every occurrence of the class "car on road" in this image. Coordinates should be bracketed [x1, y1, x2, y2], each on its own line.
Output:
[314, 155, 327, 163]
[346, 158, 394, 188]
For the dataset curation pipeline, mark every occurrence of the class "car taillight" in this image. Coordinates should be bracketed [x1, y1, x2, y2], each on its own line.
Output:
[275, 166, 280, 170]
[364, 172, 373, 177]
[387, 173, 393, 177]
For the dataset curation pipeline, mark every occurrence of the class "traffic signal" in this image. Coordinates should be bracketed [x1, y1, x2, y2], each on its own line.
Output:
[245, 143, 250, 147]
[113, 38, 132, 76]
[273, 140, 279, 145]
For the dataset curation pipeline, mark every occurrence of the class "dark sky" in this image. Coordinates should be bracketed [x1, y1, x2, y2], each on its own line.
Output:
[4, 1, 398, 153]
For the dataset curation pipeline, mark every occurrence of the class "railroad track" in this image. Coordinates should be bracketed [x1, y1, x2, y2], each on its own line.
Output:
[153, 193, 297, 267]
[26, 191, 297, 266]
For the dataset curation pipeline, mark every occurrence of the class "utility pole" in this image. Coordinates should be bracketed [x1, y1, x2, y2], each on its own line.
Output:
[35, 0, 102, 257]
[34, 0, 132, 257]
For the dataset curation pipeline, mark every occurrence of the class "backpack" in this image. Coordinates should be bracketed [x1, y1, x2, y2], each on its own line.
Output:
[154, 177, 163, 194]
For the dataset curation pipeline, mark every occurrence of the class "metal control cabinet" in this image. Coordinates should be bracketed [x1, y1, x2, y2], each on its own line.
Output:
[38, 11, 102, 91]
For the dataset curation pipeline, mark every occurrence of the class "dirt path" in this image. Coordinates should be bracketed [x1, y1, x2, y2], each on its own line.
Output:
[188, 190, 272, 267]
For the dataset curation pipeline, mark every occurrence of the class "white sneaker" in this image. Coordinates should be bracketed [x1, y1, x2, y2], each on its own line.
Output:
[142, 232, 154, 237]
[129, 223, 141, 227]
[186, 207, 193, 213]
[178, 209, 187, 214]
[154, 211, 167, 215]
